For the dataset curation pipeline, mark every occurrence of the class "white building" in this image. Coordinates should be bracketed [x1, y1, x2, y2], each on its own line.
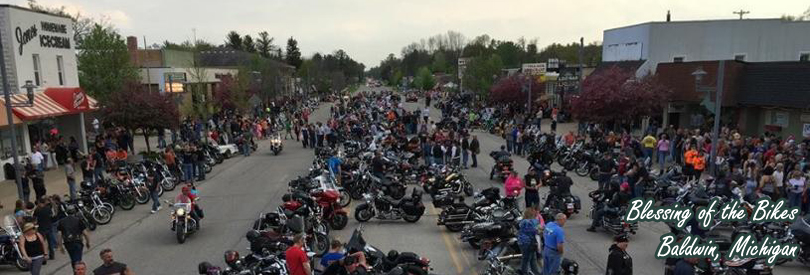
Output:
[602, 18, 810, 75]
[0, 5, 96, 179]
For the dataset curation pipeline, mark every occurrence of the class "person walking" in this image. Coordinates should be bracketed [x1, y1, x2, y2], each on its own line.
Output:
[74, 262, 88, 275]
[517, 208, 543, 275]
[146, 172, 161, 214]
[542, 213, 567, 275]
[641, 133, 657, 165]
[301, 124, 310, 148]
[470, 135, 480, 168]
[461, 136, 470, 169]
[19, 223, 48, 275]
[34, 199, 56, 259]
[57, 206, 91, 268]
[605, 234, 632, 275]
[93, 248, 132, 275]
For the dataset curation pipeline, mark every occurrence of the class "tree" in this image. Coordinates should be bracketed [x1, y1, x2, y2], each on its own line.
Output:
[225, 31, 243, 50]
[77, 24, 138, 103]
[286, 37, 303, 69]
[782, 6, 810, 21]
[256, 31, 275, 58]
[212, 74, 248, 112]
[490, 75, 546, 107]
[413, 67, 436, 91]
[462, 54, 503, 96]
[431, 51, 448, 73]
[243, 35, 257, 53]
[570, 66, 672, 123]
[100, 82, 179, 152]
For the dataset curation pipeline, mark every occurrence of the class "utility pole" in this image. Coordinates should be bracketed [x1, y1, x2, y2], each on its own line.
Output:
[710, 60, 725, 176]
[143, 36, 151, 93]
[0, 28, 25, 201]
[733, 9, 749, 19]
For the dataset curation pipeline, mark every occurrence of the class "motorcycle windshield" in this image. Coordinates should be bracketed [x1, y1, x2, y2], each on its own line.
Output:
[3, 215, 21, 236]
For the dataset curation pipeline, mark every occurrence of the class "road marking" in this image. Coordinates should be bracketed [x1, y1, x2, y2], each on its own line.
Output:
[431, 204, 465, 274]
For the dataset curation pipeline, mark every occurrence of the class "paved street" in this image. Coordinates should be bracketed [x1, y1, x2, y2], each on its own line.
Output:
[2, 85, 806, 275]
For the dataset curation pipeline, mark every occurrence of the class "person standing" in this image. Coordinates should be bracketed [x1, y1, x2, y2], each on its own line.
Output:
[673, 258, 697, 275]
[65, 158, 77, 201]
[518, 208, 543, 275]
[470, 135, 480, 168]
[57, 206, 91, 268]
[93, 248, 131, 275]
[524, 169, 540, 208]
[301, 124, 310, 148]
[19, 223, 48, 275]
[657, 134, 671, 174]
[605, 235, 632, 275]
[461, 136, 470, 169]
[787, 170, 807, 209]
[31, 147, 44, 172]
[285, 234, 312, 275]
[542, 213, 567, 275]
[641, 133, 657, 165]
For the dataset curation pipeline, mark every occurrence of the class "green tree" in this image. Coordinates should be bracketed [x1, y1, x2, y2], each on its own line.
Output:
[286, 37, 303, 69]
[462, 54, 503, 96]
[100, 82, 179, 152]
[256, 31, 275, 58]
[243, 35, 257, 53]
[413, 66, 436, 91]
[77, 24, 138, 103]
[431, 51, 448, 73]
[225, 31, 243, 50]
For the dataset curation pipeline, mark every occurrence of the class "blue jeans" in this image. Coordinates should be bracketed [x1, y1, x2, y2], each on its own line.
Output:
[158, 136, 166, 148]
[520, 243, 541, 275]
[65, 241, 84, 266]
[93, 167, 105, 187]
[462, 151, 469, 168]
[182, 163, 194, 183]
[542, 247, 562, 275]
[788, 192, 803, 209]
[506, 140, 514, 153]
[67, 178, 76, 201]
[151, 190, 161, 211]
[658, 150, 668, 171]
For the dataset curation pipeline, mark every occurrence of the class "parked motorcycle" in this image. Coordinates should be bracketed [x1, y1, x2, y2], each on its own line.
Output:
[78, 182, 114, 225]
[489, 151, 513, 181]
[435, 187, 503, 232]
[355, 188, 425, 223]
[0, 215, 29, 271]
[587, 190, 638, 236]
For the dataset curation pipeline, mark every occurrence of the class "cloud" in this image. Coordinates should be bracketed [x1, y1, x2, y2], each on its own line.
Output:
[100, 10, 130, 28]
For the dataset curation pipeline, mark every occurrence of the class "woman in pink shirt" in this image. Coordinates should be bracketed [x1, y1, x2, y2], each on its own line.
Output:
[657, 134, 671, 173]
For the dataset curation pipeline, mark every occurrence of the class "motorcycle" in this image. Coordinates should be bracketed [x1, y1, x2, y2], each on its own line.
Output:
[270, 134, 283, 155]
[312, 189, 349, 230]
[78, 182, 114, 225]
[775, 214, 810, 266]
[168, 200, 199, 244]
[99, 179, 137, 211]
[489, 151, 513, 181]
[345, 226, 432, 274]
[459, 207, 520, 259]
[422, 166, 473, 197]
[59, 198, 97, 231]
[587, 191, 638, 236]
[0, 215, 29, 271]
[355, 188, 425, 223]
[435, 187, 503, 232]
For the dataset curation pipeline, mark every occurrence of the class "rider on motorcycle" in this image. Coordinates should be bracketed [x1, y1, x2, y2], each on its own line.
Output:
[543, 171, 573, 209]
[175, 185, 202, 228]
[587, 182, 632, 232]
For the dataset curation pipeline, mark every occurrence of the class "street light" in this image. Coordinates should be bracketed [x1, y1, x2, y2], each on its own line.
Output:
[691, 62, 725, 176]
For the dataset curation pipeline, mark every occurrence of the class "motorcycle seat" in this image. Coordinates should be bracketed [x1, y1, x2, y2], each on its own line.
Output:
[381, 196, 403, 207]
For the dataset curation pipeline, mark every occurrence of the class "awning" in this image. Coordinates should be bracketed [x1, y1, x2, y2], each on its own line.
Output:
[0, 93, 70, 121]
[44, 88, 99, 113]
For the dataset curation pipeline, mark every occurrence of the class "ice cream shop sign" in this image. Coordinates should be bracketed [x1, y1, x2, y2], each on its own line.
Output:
[14, 20, 71, 55]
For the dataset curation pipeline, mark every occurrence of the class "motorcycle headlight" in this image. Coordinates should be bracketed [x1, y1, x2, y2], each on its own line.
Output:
[176, 208, 186, 216]
[77, 201, 84, 207]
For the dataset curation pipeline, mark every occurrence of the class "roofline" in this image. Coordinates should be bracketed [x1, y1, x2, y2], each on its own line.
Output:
[0, 4, 74, 19]
[604, 18, 809, 33]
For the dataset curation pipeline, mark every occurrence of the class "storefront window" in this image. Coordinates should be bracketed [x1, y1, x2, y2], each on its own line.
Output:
[0, 125, 27, 159]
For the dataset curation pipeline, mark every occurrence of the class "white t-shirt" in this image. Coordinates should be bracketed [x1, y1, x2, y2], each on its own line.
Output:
[788, 177, 806, 194]
[31, 152, 44, 165]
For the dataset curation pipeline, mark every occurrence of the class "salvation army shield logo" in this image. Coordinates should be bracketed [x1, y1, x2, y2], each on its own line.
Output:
[73, 90, 86, 109]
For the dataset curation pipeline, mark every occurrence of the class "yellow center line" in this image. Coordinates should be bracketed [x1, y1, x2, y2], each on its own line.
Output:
[431, 204, 465, 274]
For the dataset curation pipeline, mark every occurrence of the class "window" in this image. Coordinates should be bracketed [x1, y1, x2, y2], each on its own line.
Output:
[56, 55, 64, 85]
[673, 56, 685, 63]
[801, 53, 810, 62]
[769, 111, 789, 127]
[32, 54, 41, 86]
[734, 54, 746, 61]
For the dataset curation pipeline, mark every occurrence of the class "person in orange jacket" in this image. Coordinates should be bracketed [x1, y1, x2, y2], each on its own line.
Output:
[692, 150, 706, 179]
[683, 145, 699, 182]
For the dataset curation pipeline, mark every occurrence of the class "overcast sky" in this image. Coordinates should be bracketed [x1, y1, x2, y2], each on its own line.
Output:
[13, 0, 810, 67]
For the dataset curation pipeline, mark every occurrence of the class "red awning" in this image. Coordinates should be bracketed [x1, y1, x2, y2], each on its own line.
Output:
[0, 93, 70, 120]
[44, 87, 99, 114]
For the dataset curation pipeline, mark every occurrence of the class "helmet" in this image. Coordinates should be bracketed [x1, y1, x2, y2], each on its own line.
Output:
[64, 204, 78, 215]
[81, 181, 93, 190]
[198, 262, 213, 274]
[223, 250, 240, 269]
[246, 230, 261, 242]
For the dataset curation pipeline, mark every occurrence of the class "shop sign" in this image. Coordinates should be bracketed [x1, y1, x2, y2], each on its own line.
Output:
[14, 21, 71, 55]
[522, 63, 546, 76]
[804, 124, 810, 138]
[801, 113, 810, 122]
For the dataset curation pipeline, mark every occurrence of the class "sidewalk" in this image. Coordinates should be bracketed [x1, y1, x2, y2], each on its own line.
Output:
[0, 133, 164, 218]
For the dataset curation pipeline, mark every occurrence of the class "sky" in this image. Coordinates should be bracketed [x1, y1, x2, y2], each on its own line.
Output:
[11, 0, 810, 67]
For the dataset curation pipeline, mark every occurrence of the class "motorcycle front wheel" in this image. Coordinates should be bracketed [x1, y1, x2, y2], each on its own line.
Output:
[204, 164, 212, 173]
[119, 195, 136, 210]
[339, 190, 352, 208]
[354, 205, 373, 222]
[177, 225, 187, 244]
[463, 182, 474, 197]
[91, 208, 113, 225]
[161, 176, 177, 191]
[575, 163, 590, 177]
[330, 213, 349, 230]
[135, 189, 150, 204]
[15, 255, 30, 271]
[403, 214, 421, 223]
[309, 233, 330, 256]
